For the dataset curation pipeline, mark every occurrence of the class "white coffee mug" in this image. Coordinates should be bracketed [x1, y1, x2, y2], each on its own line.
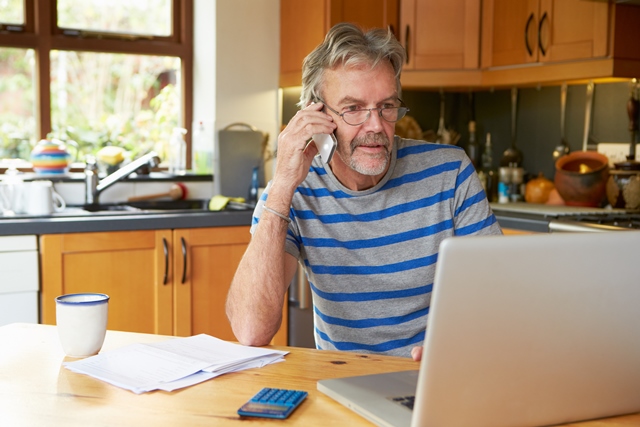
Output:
[56, 293, 109, 357]
[25, 180, 66, 215]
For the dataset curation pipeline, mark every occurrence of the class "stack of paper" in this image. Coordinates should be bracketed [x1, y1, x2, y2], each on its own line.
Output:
[64, 334, 288, 394]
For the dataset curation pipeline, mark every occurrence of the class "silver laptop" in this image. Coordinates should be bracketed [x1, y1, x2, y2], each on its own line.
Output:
[318, 231, 640, 427]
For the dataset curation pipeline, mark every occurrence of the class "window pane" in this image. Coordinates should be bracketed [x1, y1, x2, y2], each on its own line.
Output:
[57, 0, 172, 37]
[0, 48, 36, 160]
[0, 0, 25, 25]
[49, 51, 181, 163]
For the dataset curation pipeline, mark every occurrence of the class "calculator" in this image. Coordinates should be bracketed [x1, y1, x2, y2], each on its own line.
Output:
[237, 387, 308, 419]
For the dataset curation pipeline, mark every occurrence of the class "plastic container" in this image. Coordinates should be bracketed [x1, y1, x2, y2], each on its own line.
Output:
[168, 127, 187, 175]
[192, 121, 213, 175]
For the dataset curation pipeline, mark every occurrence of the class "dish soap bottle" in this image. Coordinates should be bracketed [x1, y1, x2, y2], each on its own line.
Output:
[168, 127, 187, 175]
[248, 166, 260, 204]
[192, 121, 213, 175]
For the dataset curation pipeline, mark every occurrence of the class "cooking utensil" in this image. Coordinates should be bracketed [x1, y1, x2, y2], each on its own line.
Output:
[127, 183, 188, 202]
[500, 87, 523, 166]
[423, 90, 460, 145]
[553, 83, 570, 161]
[582, 81, 594, 151]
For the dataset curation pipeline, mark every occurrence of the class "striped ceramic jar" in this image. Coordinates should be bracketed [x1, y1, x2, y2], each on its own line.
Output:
[30, 139, 71, 174]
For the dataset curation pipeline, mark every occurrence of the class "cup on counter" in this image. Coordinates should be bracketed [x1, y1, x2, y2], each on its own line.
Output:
[56, 293, 109, 357]
[25, 180, 66, 215]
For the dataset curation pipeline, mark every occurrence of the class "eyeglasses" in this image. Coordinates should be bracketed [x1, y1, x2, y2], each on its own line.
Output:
[317, 98, 409, 126]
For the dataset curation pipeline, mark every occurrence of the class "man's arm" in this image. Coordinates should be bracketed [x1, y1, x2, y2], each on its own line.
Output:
[226, 102, 336, 346]
[226, 215, 299, 346]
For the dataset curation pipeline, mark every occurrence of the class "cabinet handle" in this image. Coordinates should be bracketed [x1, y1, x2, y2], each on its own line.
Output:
[180, 237, 187, 284]
[538, 12, 548, 57]
[162, 237, 169, 285]
[524, 13, 534, 56]
[404, 25, 410, 64]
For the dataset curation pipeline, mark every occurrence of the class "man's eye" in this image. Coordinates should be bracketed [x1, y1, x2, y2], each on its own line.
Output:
[345, 105, 360, 112]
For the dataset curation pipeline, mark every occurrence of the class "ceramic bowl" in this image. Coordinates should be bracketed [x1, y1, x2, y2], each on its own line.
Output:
[554, 151, 609, 207]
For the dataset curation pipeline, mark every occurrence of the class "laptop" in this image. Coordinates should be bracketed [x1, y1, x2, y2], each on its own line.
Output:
[318, 231, 640, 427]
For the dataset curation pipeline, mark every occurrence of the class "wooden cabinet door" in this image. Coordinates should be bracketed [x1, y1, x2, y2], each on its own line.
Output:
[400, 0, 480, 70]
[280, 0, 399, 87]
[173, 227, 250, 341]
[481, 0, 539, 68]
[173, 226, 288, 345]
[482, 0, 609, 68]
[40, 230, 173, 335]
[280, 0, 328, 87]
[329, 0, 399, 32]
[537, 0, 609, 64]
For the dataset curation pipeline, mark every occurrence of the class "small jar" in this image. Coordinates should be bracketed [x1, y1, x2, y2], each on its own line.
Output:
[30, 139, 71, 174]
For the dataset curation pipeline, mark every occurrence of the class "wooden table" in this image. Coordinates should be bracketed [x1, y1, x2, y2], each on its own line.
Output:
[1, 323, 639, 427]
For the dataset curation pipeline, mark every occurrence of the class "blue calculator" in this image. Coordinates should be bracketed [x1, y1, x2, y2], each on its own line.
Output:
[237, 387, 308, 419]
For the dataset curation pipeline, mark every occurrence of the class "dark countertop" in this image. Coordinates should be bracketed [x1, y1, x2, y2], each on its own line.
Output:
[0, 209, 253, 236]
[494, 211, 551, 233]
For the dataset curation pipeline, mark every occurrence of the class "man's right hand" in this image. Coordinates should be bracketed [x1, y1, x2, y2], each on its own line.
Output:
[271, 102, 337, 197]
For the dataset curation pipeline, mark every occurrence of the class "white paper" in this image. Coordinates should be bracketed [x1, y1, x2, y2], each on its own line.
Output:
[64, 334, 288, 394]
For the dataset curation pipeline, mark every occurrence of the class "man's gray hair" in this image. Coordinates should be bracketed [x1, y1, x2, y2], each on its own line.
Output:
[298, 23, 406, 108]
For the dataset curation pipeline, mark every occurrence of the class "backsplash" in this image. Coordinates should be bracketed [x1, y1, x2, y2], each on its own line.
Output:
[282, 81, 635, 182]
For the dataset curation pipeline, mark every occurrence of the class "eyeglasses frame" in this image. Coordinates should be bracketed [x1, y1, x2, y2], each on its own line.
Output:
[315, 98, 409, 126]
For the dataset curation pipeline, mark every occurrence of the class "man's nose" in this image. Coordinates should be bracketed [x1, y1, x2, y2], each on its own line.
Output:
[363, 109, 384, 132]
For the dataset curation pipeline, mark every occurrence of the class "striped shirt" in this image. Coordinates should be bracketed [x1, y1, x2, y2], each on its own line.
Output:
[251, 137, 502, 357]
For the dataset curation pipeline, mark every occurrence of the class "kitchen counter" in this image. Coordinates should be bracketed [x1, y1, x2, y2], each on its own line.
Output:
[0, 208, 253, 236]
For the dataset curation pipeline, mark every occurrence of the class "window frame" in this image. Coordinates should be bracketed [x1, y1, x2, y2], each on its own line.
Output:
[0, 0, 194, 165]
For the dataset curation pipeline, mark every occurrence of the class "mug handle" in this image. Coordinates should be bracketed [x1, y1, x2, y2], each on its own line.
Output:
[52, 190, 66, 212]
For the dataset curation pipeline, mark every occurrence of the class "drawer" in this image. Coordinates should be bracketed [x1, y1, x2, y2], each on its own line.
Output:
[0, 235, 37, 252]
[0, 251, 39, 293]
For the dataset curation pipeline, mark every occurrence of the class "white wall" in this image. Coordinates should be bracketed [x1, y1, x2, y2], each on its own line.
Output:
[193, 0, 280, 194]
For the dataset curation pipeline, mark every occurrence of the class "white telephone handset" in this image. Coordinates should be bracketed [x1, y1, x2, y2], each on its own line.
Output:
[312, 133, 337, 164]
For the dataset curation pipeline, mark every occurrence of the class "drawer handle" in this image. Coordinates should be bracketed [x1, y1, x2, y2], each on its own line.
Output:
[404, 25, 410, 64]
[181, 237, 187, 284]
[538, 12, 548, 56]
[162, 237, 169, 285]
[524, 13, 534, 56]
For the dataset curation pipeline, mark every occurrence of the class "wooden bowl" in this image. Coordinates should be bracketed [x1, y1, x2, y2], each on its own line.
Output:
[554, 151, 609, 207]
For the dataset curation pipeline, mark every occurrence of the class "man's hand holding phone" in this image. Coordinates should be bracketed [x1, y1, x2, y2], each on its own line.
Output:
[312, 133, 337, 163]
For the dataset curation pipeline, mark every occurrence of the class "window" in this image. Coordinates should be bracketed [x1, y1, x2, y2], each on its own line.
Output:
[0, 0, 193, 167]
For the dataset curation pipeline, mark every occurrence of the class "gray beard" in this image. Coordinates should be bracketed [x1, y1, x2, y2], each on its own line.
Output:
[347, 133, 391, 176]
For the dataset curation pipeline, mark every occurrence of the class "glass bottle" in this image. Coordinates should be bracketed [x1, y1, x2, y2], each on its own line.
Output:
[478, 132, 498, 203]
[192, 121, 213, 175]
[168, 127, 187, 175]
[465, 120, 480, 169]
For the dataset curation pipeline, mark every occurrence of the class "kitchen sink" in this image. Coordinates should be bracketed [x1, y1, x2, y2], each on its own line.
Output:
[77, 199, 254, 214]
[82, 199, 212, 213]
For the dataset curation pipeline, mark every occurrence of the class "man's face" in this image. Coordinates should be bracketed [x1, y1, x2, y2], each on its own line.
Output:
[321, 61, 398, 186]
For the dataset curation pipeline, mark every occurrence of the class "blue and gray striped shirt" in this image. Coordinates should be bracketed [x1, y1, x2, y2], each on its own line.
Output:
[251, 137, 502, 357]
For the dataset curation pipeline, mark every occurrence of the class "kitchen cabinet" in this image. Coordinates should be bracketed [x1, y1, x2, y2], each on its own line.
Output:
[280, 0, 399, 87]
[399, 0, 480, 71]
[0, 235, 39, 326]
[40, 227, 288, 345]
[480, 1, 640, 87]
[481, 0, 609, 68]
[41, 230, 174, 335]
[398, 0, 483, 88]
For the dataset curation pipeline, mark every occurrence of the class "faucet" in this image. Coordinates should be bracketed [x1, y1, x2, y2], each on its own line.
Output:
[85, 151, 161, 205]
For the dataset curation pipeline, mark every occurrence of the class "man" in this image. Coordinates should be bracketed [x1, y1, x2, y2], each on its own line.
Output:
[226, 23, 502, 360]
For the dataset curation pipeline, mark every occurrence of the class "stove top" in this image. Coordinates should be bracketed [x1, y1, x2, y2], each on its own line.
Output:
[491, 203, 640, 232]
